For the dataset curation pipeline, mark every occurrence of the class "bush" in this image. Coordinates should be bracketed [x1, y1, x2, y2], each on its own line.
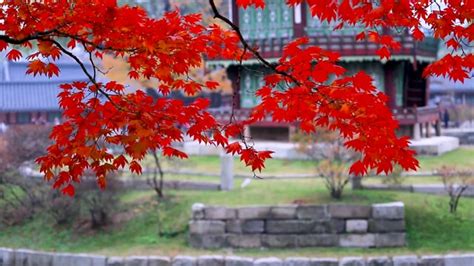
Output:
[382, 165, 405, 186]
[294, 129, 358, 199]
[0, 125, 122, 228]
[317, 159, 350, 199]
[0, 174, 83, 226]
[75, 177, 121, 229]
[0, 126, 53, 225]
[0, 175, 47, 225]
[45, 190, 81, 225]
[438, 166, 474, 214]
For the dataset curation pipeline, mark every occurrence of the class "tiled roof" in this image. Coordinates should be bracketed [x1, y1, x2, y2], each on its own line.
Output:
[429, 72, 474, 92]
[0, 80, 87, 112]
[3, 61, 93, 82]
[0, 54, 105, 112]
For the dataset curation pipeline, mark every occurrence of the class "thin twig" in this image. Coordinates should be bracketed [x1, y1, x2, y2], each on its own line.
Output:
[208, 0, 300, 85]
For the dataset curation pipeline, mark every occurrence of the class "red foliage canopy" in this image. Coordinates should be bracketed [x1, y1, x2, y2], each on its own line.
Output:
[0, 0, 472, 195]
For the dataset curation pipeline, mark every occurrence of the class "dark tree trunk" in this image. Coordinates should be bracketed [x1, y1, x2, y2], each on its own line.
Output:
[331, 188, 343, 199]
[148, 150, 164, 198]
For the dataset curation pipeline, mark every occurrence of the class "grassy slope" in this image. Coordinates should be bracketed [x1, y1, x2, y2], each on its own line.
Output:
[0, 179, 473, 258]
[141, 155, 317, 176]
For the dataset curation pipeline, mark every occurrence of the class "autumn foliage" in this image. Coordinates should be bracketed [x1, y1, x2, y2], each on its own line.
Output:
[1, 0, 472, 195]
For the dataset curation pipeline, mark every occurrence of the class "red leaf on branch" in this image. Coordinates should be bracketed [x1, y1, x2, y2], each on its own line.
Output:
[412, 27, 425, 41]
[26, 60, 46, 76]
[0, 40, 8, 52]
[61, 184, 75, 197]
[225, 142, 242, 155]
[128, 71, 140, 80]
[163, 146, 188, 159]
[376, 47, 391, 60]
[129, 161, 142, 175]
[45, 63, 60, 77]
[355, 32, 366, 41]
[349, 160, 367, 176]
[205, 81, 220, 90]
[6, 49, 22, 61]
[236, 0, 265, 9]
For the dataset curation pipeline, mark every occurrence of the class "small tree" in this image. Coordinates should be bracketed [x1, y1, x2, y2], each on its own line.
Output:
[147, 150, 165, 199]
[295, 130, 358, 199]
[438, 166, 474, 214]
[318, 160, 350, 199]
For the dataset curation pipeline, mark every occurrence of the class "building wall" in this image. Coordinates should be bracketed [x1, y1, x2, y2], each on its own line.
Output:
[237, 61, 403, 110]
[0, 111, 61, 125]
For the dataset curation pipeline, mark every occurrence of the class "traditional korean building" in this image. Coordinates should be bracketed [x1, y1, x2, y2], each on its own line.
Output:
[0, 57, 91, 126]
[429, 72, 474, 106]
[207, 0, 441, 140]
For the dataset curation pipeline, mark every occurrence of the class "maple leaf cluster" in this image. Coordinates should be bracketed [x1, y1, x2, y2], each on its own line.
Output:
[250, 37, 417, 175]
[0, 0, 472, 195]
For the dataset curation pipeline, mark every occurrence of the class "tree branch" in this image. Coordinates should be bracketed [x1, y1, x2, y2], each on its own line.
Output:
[208, 0, 300, 85]
[0, 29, 57, 45]
[46, 39, 121, 108]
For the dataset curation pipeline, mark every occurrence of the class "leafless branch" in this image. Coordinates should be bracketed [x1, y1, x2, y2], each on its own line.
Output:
[208, 0, 300, 85]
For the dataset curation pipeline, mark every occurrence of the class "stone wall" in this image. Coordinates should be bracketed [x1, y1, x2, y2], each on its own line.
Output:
[362, 184, 474, 197]
[1, 248, 473, 266]
[117, 179, 220, 191]
[189, 202, 406, 249]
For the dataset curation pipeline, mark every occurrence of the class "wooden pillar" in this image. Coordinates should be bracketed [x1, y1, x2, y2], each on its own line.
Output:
[220, 152, 234, 191]
[384, 62, 397, 109]
[9, 112, 16, 124]
[32, 112, 43, 124]
[421, 63, 429, 107]
[40, 112, 48, 124]
[351, 176, 363, 190]
[293, 3, 306, 38]
[0, 113, 6, 124]
[435, 120, 441, 136]
[288, 125, 297, 142]
[413, 123, 421, 140]
[226, 65, 241, 110]
[231, 0, 239, 25]
[425, 122, 431, 138]
[420, 123, 424, 139]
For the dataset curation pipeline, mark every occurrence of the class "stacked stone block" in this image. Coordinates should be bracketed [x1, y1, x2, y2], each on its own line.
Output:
[189, 202, 406, 249]
[0, 248, 473, 266]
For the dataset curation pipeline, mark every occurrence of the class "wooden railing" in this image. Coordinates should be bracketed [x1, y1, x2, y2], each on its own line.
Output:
[209, 106, 440, 126]
[393, 106, 440, 125]
[208, 108, 251, 123]
[208, 33, 438, 62]
[246, 34, 438, 59]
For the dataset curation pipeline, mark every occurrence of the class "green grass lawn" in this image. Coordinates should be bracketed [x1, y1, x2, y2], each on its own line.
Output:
[133, 147, 474, 181]
[417, 147, 474, 171]
[1, 179, 473, 257]
[139, 155, 317, 176]
[363, 176, 443, 185]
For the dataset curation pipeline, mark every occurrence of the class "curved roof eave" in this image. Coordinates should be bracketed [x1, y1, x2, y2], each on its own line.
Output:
[205, 55, 437, 68]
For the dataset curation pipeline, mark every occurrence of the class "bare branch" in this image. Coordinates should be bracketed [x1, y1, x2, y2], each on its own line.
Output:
[208, 0, 300, 85]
